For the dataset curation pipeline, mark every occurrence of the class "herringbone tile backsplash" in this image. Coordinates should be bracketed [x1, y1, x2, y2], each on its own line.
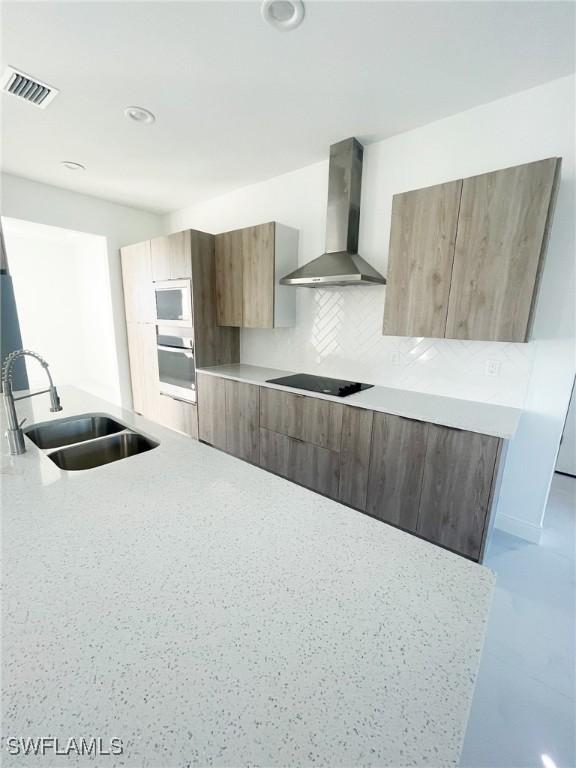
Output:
[241, 287, 534, 407]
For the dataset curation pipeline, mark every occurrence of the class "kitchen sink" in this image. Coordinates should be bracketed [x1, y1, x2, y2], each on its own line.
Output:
[26, 414, 126, 450]
[48, 432, 158, 471]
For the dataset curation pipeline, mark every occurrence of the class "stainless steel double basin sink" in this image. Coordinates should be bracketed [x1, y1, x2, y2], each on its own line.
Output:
[25, 414, 158, 471]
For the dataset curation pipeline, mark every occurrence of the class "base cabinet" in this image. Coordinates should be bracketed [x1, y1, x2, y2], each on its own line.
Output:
[225, 380, 260, 463]
[366, 413, 428, 532]
[197, 373, 503, 562]
[416, 425, 500, 560]
[197, 374, 259, 462]
[197, 373, 227, 450]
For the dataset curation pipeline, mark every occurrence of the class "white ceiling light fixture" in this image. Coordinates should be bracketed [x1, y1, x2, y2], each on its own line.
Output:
[261, 0, 305, 31]
[124, 105, 156, 124]
[61, 161, 86, 171]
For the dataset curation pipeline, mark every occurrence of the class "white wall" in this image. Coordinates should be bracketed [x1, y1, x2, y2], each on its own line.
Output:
[0, 174, 164, 405]
[3, 218, 120, 403]
[166, 75, 576, 541]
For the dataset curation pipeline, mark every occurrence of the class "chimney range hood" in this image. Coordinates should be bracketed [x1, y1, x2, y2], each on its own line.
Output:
[280, 138, 386, 287]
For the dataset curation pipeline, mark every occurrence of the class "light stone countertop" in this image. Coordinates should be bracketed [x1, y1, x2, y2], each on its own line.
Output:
[2, 386, 495, 767]
[198, 363, 522, 439]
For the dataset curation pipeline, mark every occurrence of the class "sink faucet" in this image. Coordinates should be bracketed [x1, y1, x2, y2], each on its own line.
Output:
[2, 350, 62, 455]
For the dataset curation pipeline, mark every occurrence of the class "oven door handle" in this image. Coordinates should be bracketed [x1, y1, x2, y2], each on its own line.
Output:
[160, 392, 196, 405]
[157, 345, 194, 356]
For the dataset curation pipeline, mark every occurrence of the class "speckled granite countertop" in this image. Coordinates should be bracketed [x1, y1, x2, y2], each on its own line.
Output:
[198, 363, 521, 439]
[2, 387, 495, 767]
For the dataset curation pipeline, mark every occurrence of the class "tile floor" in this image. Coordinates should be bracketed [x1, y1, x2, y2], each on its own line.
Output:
[461, 472, 576, 768]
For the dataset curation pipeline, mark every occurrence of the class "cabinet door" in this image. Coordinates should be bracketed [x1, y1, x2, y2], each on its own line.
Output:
[446, 158, 560, 342]
[126, 322, 159, 418]
[151, 231, 192, 281]
[417, 425, 500, 560]
[157, 394, 198, 438]
[197, 373, 227, 450]
[259, 388, 343, 451]
[242, 223, 275, 328]
[383, 180, 462, 338]
[215, 230, 243, 326]
[259, 428, 340, 499]
[339, 407, 374, 510]
[121, 241, 155, 323]
[225, 380, 260, 463]
[366, 413, 428, 531]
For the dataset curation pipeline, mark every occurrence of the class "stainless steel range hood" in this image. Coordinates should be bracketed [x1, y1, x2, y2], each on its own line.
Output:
[280, 138, 386, 287]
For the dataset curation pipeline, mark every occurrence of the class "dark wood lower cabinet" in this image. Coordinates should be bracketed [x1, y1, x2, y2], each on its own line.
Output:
[416, 425, 500, 560]
[259, 428, 340, 499]
[338, 407, 374, 510]
[225, 380, 260, 463]
[197, 373, 227, 450]
[366, 413, 428, 532]
[197, 374, 503, 562]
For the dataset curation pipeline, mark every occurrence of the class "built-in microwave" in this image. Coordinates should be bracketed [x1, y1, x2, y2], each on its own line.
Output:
[157, 328, 196, 403]
[154, 279, 193, 327]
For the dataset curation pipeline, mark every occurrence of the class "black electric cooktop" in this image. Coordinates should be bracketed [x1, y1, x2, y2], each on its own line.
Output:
[266, 373, 373, 398]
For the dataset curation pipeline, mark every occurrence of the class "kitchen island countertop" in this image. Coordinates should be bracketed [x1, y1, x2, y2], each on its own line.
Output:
[2, 386, 495, 767]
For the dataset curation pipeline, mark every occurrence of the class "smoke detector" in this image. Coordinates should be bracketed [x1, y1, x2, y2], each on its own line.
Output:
[0, 65, 59, 108]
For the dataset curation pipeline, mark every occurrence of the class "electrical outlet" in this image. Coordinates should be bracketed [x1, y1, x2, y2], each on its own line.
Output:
[391, 351, 402, 366]
[485, 360, 501, 377]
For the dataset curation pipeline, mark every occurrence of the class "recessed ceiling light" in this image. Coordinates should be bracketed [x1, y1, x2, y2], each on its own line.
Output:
[61, 161, 85, 171]
[124, 105, 156, 124]
[261, 0, 305, 31]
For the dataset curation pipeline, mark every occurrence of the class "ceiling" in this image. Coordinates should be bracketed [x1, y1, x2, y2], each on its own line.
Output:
[1, 1, 574, 213]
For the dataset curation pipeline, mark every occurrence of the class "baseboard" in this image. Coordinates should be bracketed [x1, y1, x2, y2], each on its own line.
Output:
[494, 513, 542, 544]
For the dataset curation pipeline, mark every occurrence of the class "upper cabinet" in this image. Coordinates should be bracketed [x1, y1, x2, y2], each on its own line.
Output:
[445, 159, 560, 341]
[151, 231, 193, 281]
[383, 157, 561, 342]
[383, 180, 462, 337]
[215, 222, 298, 328]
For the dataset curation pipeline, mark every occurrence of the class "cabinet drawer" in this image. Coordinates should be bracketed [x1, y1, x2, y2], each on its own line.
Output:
[259, 387, 343, 452]
[158, 394, 198, 438]
[259, 428, 340, 499]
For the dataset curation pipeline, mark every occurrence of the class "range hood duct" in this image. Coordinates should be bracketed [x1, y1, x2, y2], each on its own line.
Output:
[280, 137, 386, 287]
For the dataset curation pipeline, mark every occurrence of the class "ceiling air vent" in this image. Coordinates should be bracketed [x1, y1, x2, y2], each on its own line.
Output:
[0, 66, 59, 108]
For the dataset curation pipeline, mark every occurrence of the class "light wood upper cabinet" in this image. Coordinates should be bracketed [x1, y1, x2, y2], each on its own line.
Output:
[151, 231, 192, 281]
[445, 158, 560, 342]
[383, 180, 462, 338]
[242, 223, 275, 328]
[416, 425, 500, 560]
[215, 222, 297, 328]
[215, 230, 243, 326]
[383, 158, 560, 342]
[121, 241, 155, 323]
